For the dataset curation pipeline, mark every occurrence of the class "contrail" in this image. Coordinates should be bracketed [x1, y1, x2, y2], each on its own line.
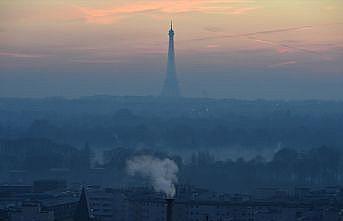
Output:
[188, 22, 343, 42]
[189, 25, 313, 42]
[186, 23, 343, 59]
[248, 37, 332, 60]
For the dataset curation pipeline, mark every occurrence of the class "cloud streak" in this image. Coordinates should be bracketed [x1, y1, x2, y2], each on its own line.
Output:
[74, 0, 259, 24]
[0, 52, 45, 58]
[268, 61, 297, 68]
[190, 25, 313, 41]
[250, 37, 332, 60]
[188, 23, 338, 59]
[69, 59, 123, 64]
[190, 22, 343, 59]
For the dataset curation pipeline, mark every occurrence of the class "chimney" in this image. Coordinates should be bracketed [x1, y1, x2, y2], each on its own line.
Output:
[166, 198, 174, 221]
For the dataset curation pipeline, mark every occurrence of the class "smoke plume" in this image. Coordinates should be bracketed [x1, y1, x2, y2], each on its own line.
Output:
[127, 155, 179, 198]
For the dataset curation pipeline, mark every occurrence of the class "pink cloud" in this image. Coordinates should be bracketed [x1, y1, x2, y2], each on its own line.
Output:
[277, 47, 291, 54]
[231, 6, 260, 15]
[252, 38, 292, 54]
[1, 1, 260, 26]
[207, 44, 220, 48]
[73, 0, 259, 24]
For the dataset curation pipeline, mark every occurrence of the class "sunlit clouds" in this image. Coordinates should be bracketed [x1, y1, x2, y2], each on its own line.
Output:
[0, 0, 260, 25]
[75, 0, 260, 24]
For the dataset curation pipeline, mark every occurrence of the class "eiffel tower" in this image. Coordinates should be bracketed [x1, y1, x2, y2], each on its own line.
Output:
[161, 21, 181, 97]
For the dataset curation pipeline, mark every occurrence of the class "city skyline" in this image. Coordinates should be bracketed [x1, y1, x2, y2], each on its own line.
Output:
[0, 0, 343, 99]
[1, 2, 343, 220]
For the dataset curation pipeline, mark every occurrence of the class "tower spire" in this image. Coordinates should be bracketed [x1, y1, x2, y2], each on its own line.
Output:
[74, 186, 91, 221]
[161, 21, 180, 98]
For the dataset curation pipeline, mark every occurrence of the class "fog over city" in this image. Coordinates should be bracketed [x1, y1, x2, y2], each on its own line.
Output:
[1, 1, 343, 221]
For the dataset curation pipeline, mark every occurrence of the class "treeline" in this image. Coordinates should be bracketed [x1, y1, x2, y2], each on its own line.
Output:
[181, 146, 342, 192]
[0, 138, 91, 174]
[1, 138, 342, 193]
[103, 145, 343, 193]
[1, 107, 343, 150]
[1, 97, 343, 150]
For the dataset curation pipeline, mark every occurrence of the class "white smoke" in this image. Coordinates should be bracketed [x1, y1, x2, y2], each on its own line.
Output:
[127, 155, 179, 198]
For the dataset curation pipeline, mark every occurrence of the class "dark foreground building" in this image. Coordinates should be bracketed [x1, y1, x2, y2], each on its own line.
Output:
[1, 183, 343, 221]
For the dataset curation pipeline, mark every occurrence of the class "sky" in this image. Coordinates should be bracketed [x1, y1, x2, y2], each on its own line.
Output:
[1, 0, 343, 100]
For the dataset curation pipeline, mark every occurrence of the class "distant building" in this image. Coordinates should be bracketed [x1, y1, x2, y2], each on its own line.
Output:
[88, 188, 129, 221]
[161, 21, 181, 97]
[254, 187, 289, 201]
[74, 187, 93, 221]
[173, 201, 254, 221]
[9, 199, 77, 221]
[41, 197, 78, 221]
[10, 202, 54, 221]
[0, 207, 9, 221]
[0, 185, 32, 197]
[33, 179, 67, 193]
[3, 184, 343, 221]
[123, 187, 166, 221]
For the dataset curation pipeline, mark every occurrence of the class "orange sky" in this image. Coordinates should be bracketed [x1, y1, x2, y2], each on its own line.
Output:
[0, 0, 343, 99]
